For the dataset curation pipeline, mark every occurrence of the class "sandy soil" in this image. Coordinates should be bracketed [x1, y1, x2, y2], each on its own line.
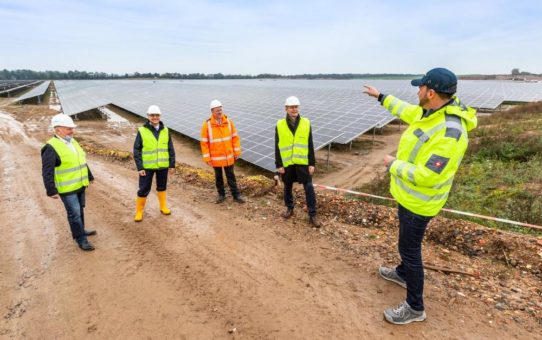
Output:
[315, 126, 402, 188]
[0, 103, 539, 339]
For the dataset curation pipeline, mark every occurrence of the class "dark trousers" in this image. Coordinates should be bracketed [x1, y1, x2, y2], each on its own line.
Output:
[283, 180, 317, 217]
[138, 168, 168, 197]
[214, 165, 239, 197]
[60, 190, 87, 244]
[395, 204, 432, 312]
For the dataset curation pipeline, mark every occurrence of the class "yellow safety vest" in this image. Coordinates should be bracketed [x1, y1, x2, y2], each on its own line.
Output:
[46, 137, 89, 194]
[277, 117, 310, 167]
[139, 126, 170, 170]
[383, 95, 477, 216]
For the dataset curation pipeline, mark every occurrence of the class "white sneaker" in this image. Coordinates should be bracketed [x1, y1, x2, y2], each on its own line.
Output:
[384, 301, 426, 325]
[378, 266, 407, 289]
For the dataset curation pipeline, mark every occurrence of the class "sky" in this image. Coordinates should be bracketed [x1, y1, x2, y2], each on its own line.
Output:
[1, 0, 541, 75]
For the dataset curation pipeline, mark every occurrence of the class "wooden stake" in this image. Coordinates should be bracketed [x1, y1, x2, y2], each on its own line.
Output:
[424, 263, 479, 277]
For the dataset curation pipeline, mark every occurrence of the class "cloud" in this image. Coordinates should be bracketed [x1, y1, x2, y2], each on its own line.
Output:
[1, 0, 540, 74]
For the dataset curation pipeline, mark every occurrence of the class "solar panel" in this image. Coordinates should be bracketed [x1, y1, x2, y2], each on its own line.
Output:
[54, 79, 542, 172]
[14, 81, 51, 102]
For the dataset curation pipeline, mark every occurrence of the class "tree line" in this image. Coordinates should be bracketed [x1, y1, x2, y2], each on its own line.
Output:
[0, 69, 419, 80]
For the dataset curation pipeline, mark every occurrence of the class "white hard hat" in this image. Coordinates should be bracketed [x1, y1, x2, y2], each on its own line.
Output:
[285, 96, 300, 106]
[51, 113, 76, 128]
[210, 99, 222, 110]
[147, 105, 161, 115]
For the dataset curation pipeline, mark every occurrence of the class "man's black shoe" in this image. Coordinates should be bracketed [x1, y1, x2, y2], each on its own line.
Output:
[215, 195, 226, 204]
[85, 229, 97, 236]
[281, 208, 294, 219]
[78, 240, 95, 251]
[233, 196, 246, 204]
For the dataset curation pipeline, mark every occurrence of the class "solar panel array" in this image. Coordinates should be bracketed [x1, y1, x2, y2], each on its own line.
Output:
[54, 79, 542, 172]
[14, 81, 51, 102]
[0, 80, 41, 96]
[458, 81, 542, 109]
[1, 80, 32, 91]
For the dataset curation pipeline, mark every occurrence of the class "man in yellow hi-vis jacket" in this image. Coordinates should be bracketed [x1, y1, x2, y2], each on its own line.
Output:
[41, 114, 96, 251]
[275, 96, 321, 228]
[133, 105, 176, 222]
[363, 68, 477, 325]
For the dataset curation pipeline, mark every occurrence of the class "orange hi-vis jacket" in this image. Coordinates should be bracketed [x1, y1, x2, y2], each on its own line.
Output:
[200, 114, 241, 167]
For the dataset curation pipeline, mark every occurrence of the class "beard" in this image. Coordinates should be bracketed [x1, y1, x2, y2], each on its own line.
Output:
[418, 94, 429, 107]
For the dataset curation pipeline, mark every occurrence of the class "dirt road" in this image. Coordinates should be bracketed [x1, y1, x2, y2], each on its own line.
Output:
[0, 107, 538, 339]
[316, 132, 401, 189]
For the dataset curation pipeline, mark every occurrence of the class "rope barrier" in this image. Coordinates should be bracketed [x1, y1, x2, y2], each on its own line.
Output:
[313, 183, 542, 231]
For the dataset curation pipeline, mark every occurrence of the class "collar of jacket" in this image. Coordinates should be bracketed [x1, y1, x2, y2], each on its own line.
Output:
[285, 114, 300, 122]
[144, 120, 164, 131]
[422, 98, 454, 118]
[210, 114, 229, 127]
[285, 114, 300, 131]
[53, 134, 75, 145]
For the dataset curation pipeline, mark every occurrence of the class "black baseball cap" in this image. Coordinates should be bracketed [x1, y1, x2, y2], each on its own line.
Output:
[411, 67, 457, 94]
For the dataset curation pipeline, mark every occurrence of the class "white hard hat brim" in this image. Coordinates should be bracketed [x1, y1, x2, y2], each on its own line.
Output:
[56, 123, 77, 128]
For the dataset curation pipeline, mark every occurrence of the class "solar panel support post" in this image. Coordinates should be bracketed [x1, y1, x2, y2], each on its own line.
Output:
[372, 127, 376, 145]
[349, 140, 353, 151]
[327, 143, 331, 168]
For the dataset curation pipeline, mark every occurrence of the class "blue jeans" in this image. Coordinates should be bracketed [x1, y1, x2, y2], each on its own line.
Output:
[395, 204, 432, 311]
[60, 190, 87, 244]
[284, 181, 317, 217]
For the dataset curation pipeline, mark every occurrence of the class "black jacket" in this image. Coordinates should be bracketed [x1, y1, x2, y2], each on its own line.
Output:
[133, 121, 176, 171]
[274, 114, 315, 184]
[41, 136, 94, 197]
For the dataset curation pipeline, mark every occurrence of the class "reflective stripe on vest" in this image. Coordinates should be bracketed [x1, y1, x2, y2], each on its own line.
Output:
[139, 126, 170, 169]
[388, 97, 408, 119]
[408, 114, 466, 163]
[207, 119, 233, 143]
[277, 117, 310, 167]
[211, 154, 235, 161]
[394, 177, 450, 202]
[47, 137, 89, 193]
[396, 162, 417, 186]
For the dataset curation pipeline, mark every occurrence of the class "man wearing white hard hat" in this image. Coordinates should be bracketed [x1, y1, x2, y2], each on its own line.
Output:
[275, 96, 321, 228]
[200, 100, 245, 204]
[133, 105, 176, 221]
[41, 113, 96, 251]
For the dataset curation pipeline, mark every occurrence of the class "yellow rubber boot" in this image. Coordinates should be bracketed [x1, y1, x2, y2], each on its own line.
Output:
[134, 197, 146, 222]
[157, 191, 171, 215]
